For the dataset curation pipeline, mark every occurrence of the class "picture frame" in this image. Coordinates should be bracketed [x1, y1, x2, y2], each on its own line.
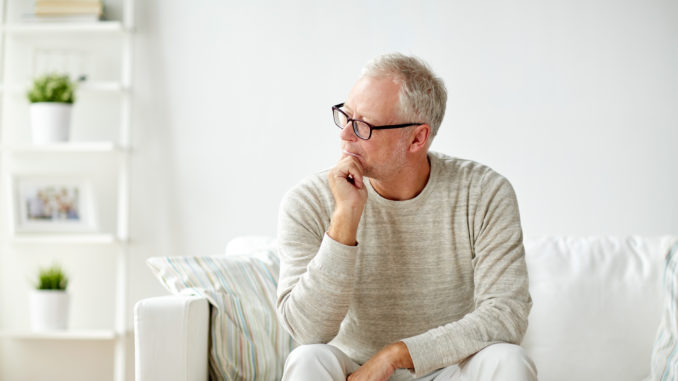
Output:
[9, 174, 98, 234]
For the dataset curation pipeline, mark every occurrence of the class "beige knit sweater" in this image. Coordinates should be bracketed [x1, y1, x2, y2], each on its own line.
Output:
[276, 151, 532, 377]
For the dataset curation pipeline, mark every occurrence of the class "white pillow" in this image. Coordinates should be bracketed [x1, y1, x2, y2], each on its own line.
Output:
[522, 236, 668, 381]
[647, 242, 678, 380]
[146, 246, 295, 381]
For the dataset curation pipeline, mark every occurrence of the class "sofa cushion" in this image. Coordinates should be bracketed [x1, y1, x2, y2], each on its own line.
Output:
[647, 242, 678, 380]
[522, 236, 677, 381]
[146, 243, 294, 381]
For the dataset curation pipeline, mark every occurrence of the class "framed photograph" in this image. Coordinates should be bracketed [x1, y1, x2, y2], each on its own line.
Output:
[9, 175, 98, 234]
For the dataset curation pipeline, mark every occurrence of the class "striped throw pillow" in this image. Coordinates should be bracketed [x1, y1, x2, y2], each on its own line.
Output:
[147, 248, 295, 381]
[647, 242, 678, 381]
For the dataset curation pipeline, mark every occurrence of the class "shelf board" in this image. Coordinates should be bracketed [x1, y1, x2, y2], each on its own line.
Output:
[10, 233, 120, 245]
[1, 142, 123, 153]
[0, 329, 116, 341]
[0, 81, 126, 95]
[2, 21, 125, 34]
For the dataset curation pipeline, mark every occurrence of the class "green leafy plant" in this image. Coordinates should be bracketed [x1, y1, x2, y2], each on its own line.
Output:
[26, 73, 76, 104]
[35, 264, 69, 291]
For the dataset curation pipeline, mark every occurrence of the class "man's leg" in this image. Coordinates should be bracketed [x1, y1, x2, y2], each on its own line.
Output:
[282, 344, 361, 381]
[429, 343, 537, 381]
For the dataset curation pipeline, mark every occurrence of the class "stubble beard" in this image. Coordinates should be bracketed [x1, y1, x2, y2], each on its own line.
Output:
[363, 137, 410, 181]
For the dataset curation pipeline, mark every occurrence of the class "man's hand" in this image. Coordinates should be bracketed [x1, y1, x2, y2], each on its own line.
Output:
[327, 155, 368, 246]
[347, 342, 413, 381]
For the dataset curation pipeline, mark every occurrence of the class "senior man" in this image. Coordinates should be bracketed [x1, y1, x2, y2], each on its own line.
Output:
[276, 53, 536, 381]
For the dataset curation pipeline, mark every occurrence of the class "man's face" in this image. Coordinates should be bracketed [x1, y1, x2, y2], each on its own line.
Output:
[340, 75, 410, 180]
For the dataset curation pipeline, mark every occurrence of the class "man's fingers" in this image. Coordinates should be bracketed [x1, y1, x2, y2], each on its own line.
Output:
[346, 172, 363, 189]
[341, 157, 365, 188]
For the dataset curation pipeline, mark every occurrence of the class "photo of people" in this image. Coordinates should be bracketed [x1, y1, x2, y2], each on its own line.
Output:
[24, 185, 81, 222]
[13, 177, 96, 233]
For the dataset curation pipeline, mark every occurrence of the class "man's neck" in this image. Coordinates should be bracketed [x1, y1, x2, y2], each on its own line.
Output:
[370, 154, 431, 201]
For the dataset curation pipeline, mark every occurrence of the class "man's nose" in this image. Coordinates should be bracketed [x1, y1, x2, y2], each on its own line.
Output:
[340, 122, 358, 141]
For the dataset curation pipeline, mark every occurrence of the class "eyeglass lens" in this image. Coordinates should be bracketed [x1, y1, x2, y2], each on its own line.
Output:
[333, 107, 371, 139]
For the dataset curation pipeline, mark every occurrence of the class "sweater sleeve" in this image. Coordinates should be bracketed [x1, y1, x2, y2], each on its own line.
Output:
[401, 171, 532, 377]
[275, 181, 359, 344]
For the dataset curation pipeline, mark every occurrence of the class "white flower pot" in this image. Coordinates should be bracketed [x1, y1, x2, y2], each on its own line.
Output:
[29, 102, 72, 144]
[29, 290, 70, 331]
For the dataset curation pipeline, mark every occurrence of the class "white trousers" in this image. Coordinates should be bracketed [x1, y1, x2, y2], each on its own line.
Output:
[282, 343, 538, 381]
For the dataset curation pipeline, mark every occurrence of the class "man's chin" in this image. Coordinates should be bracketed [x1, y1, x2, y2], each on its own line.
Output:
[361, 167, 374, 180]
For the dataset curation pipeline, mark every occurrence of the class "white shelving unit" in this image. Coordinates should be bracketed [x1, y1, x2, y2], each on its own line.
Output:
[0, 1, 134, 380]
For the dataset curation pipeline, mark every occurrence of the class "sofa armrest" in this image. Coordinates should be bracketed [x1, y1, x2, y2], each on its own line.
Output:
[134, 295, 209, 381]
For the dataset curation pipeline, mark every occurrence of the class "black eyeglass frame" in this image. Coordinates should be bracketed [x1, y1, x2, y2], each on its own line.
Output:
[332, 103, 423, 140]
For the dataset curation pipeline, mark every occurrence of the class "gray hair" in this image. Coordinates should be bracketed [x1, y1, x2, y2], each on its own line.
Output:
[361, 53, 447, 141]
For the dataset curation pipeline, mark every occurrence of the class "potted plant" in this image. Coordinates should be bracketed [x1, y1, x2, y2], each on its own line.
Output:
[29, 263, 70, 331]
[26, 73, 77, 144]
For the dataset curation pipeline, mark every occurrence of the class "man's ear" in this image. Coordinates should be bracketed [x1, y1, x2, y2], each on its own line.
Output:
[409, 124, 431, 153]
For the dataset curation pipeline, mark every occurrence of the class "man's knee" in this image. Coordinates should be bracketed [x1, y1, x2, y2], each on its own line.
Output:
[285, 344, 339, 366]
[283, 344, 355, 381]
[463, 343, 537, 381]
[483, 343, 531, 364]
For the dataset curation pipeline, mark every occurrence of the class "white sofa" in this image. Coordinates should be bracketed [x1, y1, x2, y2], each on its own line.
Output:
[134, 235, 677, 381]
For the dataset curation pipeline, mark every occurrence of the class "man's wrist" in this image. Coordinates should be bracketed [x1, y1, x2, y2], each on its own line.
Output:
[328, 207, 362, 246]
[385, 341, 413, 370]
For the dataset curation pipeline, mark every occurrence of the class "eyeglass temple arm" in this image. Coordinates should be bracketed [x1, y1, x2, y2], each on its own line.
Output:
[371, 123, 422, 130]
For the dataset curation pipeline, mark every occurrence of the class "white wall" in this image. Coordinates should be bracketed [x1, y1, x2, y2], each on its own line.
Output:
[129, 0, 677, 375]
[0, 1, 675, 380]
[132, 0, 677, 253]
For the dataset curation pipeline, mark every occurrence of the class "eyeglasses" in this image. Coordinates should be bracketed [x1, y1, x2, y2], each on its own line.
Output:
[332, 103, 422, 140]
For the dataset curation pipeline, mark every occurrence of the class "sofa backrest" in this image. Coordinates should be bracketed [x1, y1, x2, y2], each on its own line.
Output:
[225, 235, 276, 256]
[522, 236, 677, 381]
[231, 235, 677, 380]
